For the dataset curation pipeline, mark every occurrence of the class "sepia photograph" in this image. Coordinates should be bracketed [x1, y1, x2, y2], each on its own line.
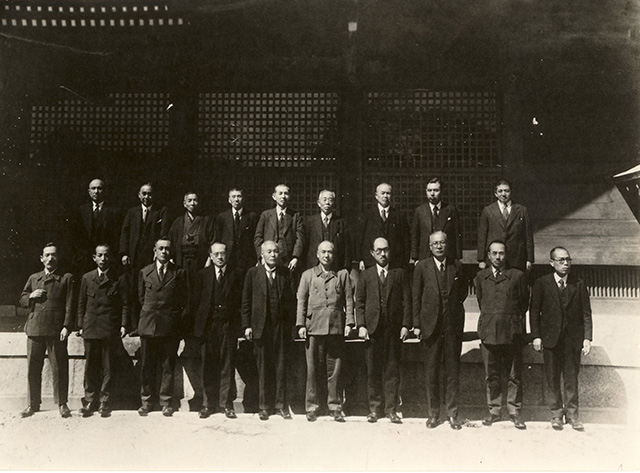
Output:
[0, 0, 639, 470]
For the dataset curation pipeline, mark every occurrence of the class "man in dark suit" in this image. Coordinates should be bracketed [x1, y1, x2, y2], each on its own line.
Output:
[77, 244, 129, 418]
[410, 178, 462, 264]
[193, 242, 244, 419]
[357, 183, 410, 270]
[254, 184, 305, 272]
[120, 183, 169, 330]
[297, 241, 355, 422]
[214, 187, 260, 413]
[242, 240, 295, 421]
[356, 237, 411, 424]
[475, 240, 529, 429]
[303, 189, 352, 271]
[413, 231, 467, 430]
[169, 191, 213, 411]
[214, 188, 259, 271]
[137, 238, 187, 417]
[19, 243, 74, 418]
[477, 179, 534, 272]
[74, 179, 122, 275]
[530, 246, 593, 431]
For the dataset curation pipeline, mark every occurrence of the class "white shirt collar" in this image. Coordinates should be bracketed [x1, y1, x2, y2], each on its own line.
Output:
[553, 273, 567, 285]
[376, 264, 389, 276]
[156, 260, 166, 272]
[233, 208, 243, 218]
[93, 202, 103, 211]
[429, 202, 441, 211]
[216, 265, 227, 277]
[97, 268, 109, 278]
[377, 203, 390, 215]
[142, 204, 152, 212]
[492, 266, 503, 277]
[498, 201, 511, 210]
[264, 264, 276, 273]
[433, 257, 447, 268]
[321, 212, 332, 221]
[276, 205, 287, 215]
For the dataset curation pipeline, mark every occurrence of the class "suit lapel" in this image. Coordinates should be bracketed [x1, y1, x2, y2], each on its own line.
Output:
[157, 265, 175, 289]
[565, 276, 577, 307]
[490, 202, 506, 230]
[446, 261, 456, 294]
[268, 209, 278, 234]
[283, 210, 293, 235]
[505, 204, 518, 228]
[370, 269, 381, 309]
[546, 275, 563, 310]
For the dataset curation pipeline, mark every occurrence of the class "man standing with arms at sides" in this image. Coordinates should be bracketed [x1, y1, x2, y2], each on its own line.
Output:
[475, 240, 529, 430]
[530, 247, 593, 431]
[357, 182, 410, 270]
[303, 189, 351, 271]
[355, 237, 411, 424]
[242, 241, 295, 421]
[137, 238, 187, 417]
[413, 231, 467, 430]
[169, 191, 213, 411]
[120, 183, 169, 331]
[214, 188, 259, 271]
[74, 179, 122, 275]
[477, 179, 534, 273]
[254, 184, 304, 274]
[297, 241, 355, 423]
[193, 243, 244, 420]
[410, 178, 462, 265]
[214, 187, 260, 413]
[77, 244, 129, 418]
[19, 243, 74, 418]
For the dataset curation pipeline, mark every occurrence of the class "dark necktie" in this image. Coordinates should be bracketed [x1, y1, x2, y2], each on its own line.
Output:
[379, 269, 386, 284]
[98, 272, 105, 282]
[432, 206, 440, 229]
[158, 265, 165, 281]
[233, 212, 240, 238]
[218, 269, 224, 284]
[502, 205, 509, 221]
[439, 262, 445, 273]
[381, 209, 387, 222]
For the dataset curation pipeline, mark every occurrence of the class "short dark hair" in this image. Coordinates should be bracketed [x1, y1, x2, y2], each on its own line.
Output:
[487, 240, 506, 252]
[427, 177, 441, 187]
[155, 237, 172, 246]
[41, 242, 57, 255]
[228, 187, 244, 195]
[550, 246, 569, 259]
[93, 244, 111, 255]
[494, 178, 512, 192]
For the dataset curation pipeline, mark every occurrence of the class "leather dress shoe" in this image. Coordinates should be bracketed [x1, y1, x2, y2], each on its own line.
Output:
[332, 410, 346, 422]
[224, 407, 237, 419]
[306, 411, 317, 422]
[482, 414, 501, 426]
[387, 412, 402, 424]
[448, 416, 462, 430]
[21, 406, 39, 418]
[199, 407, 214, 419]
[138, 405, 151, 416]
[79, 406, 96, 418]
[367, 412, 378, 423]
[162, 406, 174, 417]
[59, 404, 72, 418]
[567, 418, 585, 431]
[277, 408, 292, 420]
[509, 414, 527, 430]
[426, 417, 440, 429]
[258, 409, 269, 421]
[99, 404, 111, 418]
[551, 417, 564, 430]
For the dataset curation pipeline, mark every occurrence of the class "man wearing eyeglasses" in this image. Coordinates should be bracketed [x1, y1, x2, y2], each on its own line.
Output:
[530, 247, 593, 431]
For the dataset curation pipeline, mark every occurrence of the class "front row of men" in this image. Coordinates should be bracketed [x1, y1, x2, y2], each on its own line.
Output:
[20, 235, 592, 431]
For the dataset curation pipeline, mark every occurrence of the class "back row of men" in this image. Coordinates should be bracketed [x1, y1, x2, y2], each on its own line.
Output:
[20, 177, 591, 433]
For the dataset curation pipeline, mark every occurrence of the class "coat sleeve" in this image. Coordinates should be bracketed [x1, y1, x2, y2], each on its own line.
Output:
[19, 275, 34, 309]
[77, 275, 88, 330]
[63, 273, 75, 329]
[529, 279, 543, 339]
[477, 208, 489, 263]
[523, 206, 534, 264]
[580, 280, 593, 341]
[292, 212, 305, 259]
[138, 270, 146, 308]
[296, 271, 311, 327]
[402, 269, 412, 328]
[241, 270, 253, 330]
[254, 212, 266, 259]
[343, 272, 355, 327]
[355, 274, 367, 328]
[411, 265, 423, 329]
[474, 273, 483, 312]
[410, 207, 420, 261]
[120, 275, 131, 329]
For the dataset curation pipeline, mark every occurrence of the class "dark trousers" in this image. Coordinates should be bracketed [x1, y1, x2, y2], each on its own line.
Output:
[202, 320, 236, 410]
[424, 330, 462, 418]
[236, 339, 259, 413]
[83, 338, 117, 406]
[27, 336, 69, 407]
[543, 334, 582, 420]
[305, 334, 344, 413]
[254, 320, 286, 411]
[481, 343, 523, 416]
[364, 328, 401, 415]
[140, 337, 179, 408]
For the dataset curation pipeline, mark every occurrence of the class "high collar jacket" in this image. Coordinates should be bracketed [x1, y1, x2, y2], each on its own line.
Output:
[77, 268, 130, 339]
[253, 207, 305, 263]
[20, 270, 75, 336]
